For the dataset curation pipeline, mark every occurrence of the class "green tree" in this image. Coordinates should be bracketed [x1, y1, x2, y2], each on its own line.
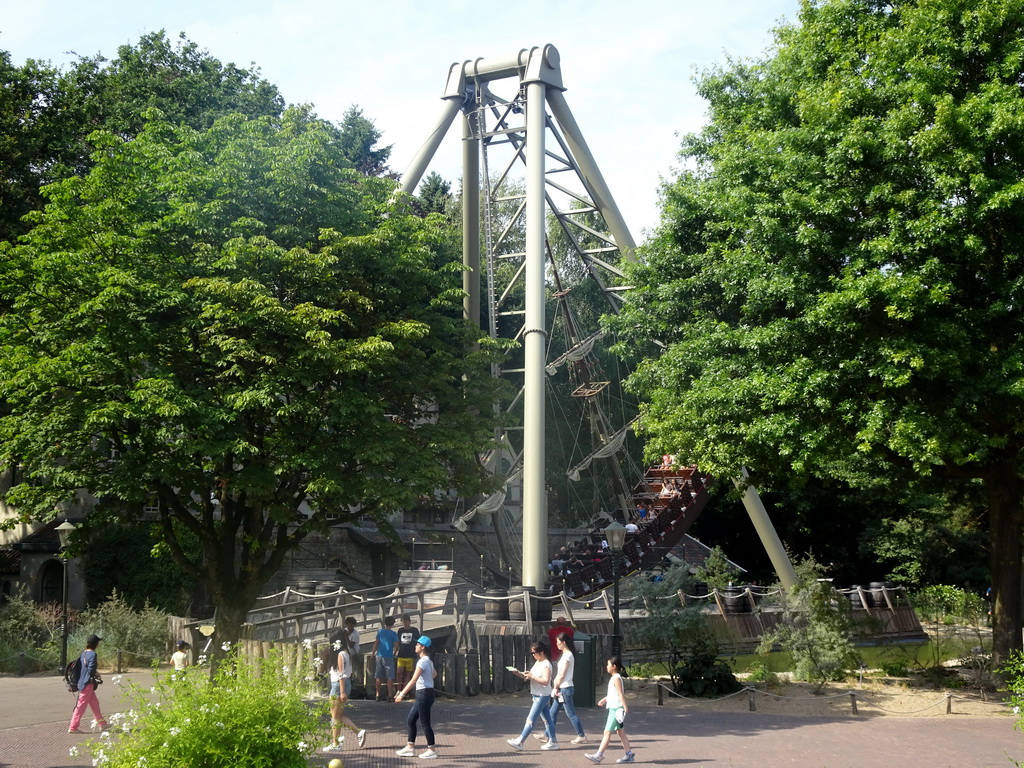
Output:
[336, 104, 394, 177]
[757, 558, 860, 692]
[0, 109, 503, 648]
[417, 171, 453, 215]
[610, 0, 1024, 663]
[83, 523, 199, 615]
[0, 32, 282, 244]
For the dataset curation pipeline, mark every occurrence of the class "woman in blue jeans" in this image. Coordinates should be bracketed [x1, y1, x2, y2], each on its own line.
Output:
[394, 636, 438, 759]
[550, 632, 587, 743]
[506, 641, 557, 751]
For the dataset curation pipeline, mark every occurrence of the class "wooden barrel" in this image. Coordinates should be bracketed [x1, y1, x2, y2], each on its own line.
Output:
[484, 589, 509, 621]
[508, 587, 538, 622]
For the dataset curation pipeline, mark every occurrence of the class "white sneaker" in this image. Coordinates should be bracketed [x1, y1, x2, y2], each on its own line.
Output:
[396, 745, 417, 756]
[571, 735, 588, 744]
[507, 738, 524, 751]
[541, 741, 560, 750]
[419, 748, 438, 759]
[357, 729, 367, 748]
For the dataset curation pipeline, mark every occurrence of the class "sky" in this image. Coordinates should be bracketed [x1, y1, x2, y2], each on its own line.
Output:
[0, 0, 802, 241]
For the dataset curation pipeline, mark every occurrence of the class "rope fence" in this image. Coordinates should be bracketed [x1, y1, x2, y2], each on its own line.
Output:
[654, 681, 960, 715]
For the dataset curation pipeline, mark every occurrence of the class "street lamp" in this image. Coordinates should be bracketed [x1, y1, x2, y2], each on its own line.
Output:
[56, 519, 76, 672]
[604, 521, 626, 658]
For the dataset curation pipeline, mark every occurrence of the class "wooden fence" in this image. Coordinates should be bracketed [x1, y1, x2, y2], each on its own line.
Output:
[233, 630, 619, 702]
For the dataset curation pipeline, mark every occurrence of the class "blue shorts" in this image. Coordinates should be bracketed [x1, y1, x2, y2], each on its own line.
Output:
[375, 656, 396, 681]
[330, 678, 352, 697]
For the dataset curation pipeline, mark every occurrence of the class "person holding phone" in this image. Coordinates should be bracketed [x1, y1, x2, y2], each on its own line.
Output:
[506, 641, 557, 751]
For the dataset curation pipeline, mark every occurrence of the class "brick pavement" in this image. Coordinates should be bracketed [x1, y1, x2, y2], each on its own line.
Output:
[2, 671, 1021, 768]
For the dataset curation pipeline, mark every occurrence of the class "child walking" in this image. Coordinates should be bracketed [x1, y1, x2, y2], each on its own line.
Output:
[585, 656, 635, 764]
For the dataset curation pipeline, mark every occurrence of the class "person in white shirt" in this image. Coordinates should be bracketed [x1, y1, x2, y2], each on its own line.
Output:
[550, 632, 587, 744]
[585, 656, 635, 764]
[394, 636, 438, 759]
[170, 640, 190, 671]
[506, 641, 557, 751]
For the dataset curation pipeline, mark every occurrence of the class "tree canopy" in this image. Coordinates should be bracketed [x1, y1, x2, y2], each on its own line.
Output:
[0, 108, 504, 642]
[0, 32, 283, 244]
[610, 0, 1024, 661]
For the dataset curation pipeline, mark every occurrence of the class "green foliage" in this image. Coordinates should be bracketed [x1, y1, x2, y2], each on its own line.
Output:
[0, 105, 504, 647]
[673, 636, 742, 697]
[609, 0, 1024, 663]
[0, 589, 62, 672]
[914, 585, 987, 626]
[76, 591, 170, 666]
[758, 559, 860, 693]
[79, 651, 325, 768]
[83, 523, 198, 614]
[693, 545, 737, 589]
[0, 32, 282, 243]
[417, 172, 453, 215]
[1001, 651, 1024, 753]
[337, 104, 393, 177]
[623, 566, 716, 688]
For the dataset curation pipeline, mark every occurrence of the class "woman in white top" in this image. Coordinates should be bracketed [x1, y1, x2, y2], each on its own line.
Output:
[394, 635, 438, 759]
[323, 637, 366, 752]
[506, 641, 557, 751]
[585, 655, 634, 764]
[549, 632, 587, 743]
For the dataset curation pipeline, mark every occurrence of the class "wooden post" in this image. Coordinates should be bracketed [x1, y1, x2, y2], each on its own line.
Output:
[945, 692, 952, 714]
[658, 682, 664, 706]
[467, 651, 480, 696]
[850, 692, 858, 714]
[748, 688, 757, 711]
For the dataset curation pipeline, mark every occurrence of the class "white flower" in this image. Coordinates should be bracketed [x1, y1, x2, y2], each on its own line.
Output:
[302, 639, 312, 650]
[169, 727, 181, 736]
[100, 731, 112, 740]
[221, 642, 231, 652]
[282, 665, 290, 675]
[111, 675, 122, 685]
[216, 722, 225, 728]
[298, 741, 308, 751]
[69, 747, 79, 757]
[333, 640, 343, 651]
[90, 718, 99, 730]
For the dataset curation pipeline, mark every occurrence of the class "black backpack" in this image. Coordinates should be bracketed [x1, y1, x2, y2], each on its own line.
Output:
[64, 657, 83, 693]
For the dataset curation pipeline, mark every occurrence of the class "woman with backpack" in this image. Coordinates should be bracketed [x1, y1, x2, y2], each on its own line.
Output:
[68, 634, 108, 733]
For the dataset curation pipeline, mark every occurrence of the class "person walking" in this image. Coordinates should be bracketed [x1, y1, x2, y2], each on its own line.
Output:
[394, 636, 438, 759]
[68, 634, 107, 733]
[550, 632, 587, 745]
[322, 636, 367, 753]
[170, 640, 190, 672]
[585, 656, 634, 764]
[371, 616, 399, 701]
[506, 641, 557, 751]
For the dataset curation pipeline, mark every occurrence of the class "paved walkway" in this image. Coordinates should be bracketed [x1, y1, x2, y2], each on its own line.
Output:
[2, 670, 1022, 767]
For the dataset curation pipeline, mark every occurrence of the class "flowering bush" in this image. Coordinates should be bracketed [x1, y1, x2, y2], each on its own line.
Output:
[79, 648, 326, 767]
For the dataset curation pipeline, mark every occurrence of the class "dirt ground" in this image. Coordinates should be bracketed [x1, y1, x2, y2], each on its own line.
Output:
[623, 675, 1013, 719]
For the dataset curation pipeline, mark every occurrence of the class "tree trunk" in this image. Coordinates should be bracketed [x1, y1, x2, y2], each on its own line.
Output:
[987, 467, 1024, 666]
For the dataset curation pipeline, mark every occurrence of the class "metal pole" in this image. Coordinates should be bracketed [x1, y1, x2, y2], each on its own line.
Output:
[60, 556, 69, 672]
[612, 552, 621, 658]
[462, 112, 481, 327]
[733, 469, 798, 590]
[521, 76, 548, 589]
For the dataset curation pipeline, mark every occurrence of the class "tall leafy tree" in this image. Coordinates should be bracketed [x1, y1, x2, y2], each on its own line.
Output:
[609, 0, 1024, 662]
[0, 109, 503, 645]
[0, 32, 283, 243]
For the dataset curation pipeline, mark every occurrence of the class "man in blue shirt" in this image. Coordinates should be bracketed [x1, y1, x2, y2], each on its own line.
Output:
[371, 615, 400, 701]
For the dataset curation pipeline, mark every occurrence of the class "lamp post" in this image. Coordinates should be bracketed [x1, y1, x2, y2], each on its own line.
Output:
[604, 521, 626, 659]
[56, 519, 76, 672]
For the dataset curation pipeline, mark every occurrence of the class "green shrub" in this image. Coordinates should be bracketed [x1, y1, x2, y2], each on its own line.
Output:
[673, 636, 742, 698]
[77, 650, 326, 768]
[74, 590, 170, 666]
[0, 589, 64, 672]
